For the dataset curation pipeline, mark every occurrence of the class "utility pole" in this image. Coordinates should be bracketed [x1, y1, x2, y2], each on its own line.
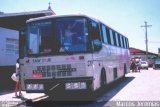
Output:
[141, 21, 152, 61]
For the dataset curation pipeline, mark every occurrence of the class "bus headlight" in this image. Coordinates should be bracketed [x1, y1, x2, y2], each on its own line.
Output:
[80, 82, 87, 89]
[73, 83, 79, 89]
[26, 84, 44, 90]
[65, 83, 72, 90]
[32, 84, 39, 90]
[39, 84, 44, 90]
[26, 84, 32, 90]
[65, 82, 87, 90]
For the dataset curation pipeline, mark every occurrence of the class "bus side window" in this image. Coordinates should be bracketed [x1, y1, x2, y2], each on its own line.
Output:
[123, 37, 127, 48]
[120, 35, 124, 48]
[122, 36, 125, 48]
[90, 20, 102, 51]
[112, 31, 117, 46]
[101, 24, 108, 44]
[126, 38, 129, 48]
[106, 27, 111, 45]
[118, 33, 121, 47]
[115, 33, 119, 47]
[109, 29, 114, 45]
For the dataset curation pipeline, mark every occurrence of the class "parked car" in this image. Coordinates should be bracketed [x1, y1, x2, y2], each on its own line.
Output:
[153, 59, 160, 69]
[140, 61, 148, 70]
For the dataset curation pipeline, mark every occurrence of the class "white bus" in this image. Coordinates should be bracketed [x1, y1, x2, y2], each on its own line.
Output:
[20, 14, 130, 99]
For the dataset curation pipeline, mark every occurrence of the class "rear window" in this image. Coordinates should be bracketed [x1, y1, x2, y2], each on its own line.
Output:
[141, 62, 147, 64]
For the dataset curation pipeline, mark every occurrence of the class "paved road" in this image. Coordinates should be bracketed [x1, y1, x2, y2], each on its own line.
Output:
[0, 91, 45, 107]
[1, 68, 160, 107]
[99, 68, 160, 102]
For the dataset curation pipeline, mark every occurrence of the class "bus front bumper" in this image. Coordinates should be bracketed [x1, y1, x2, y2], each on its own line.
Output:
[24, 77, 94, 94]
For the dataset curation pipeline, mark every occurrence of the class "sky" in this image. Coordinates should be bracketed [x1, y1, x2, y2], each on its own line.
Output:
[0, 0, 160, 53]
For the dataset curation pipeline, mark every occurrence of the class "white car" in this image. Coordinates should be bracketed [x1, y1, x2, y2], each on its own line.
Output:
[140, 61, 149, 70]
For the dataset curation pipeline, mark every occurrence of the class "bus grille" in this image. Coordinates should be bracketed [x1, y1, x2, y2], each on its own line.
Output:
[34, 63, 85, 78]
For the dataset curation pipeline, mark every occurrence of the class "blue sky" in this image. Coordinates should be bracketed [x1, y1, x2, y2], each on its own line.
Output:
[1, 0, 160, 53]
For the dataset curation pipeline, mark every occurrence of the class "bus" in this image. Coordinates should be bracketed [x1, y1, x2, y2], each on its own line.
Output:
[19, 14, 130, 100]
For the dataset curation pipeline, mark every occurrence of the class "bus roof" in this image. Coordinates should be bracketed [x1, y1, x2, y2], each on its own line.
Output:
[26, 14, 98, 23]
[26, 14, 128, 38]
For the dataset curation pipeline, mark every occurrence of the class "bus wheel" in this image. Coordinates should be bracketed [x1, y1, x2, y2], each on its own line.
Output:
[100, 69, 107, 88]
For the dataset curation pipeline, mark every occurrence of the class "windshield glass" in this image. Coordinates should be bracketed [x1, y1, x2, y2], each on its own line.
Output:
[27, 17, 89, 55]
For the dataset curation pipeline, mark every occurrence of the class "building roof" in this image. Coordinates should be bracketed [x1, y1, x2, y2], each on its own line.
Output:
[0, 9, 55, 31]
[130, 47, 158, 56]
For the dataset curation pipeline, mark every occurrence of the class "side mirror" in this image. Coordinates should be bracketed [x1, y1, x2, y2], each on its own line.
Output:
[93, 39, 102, 51]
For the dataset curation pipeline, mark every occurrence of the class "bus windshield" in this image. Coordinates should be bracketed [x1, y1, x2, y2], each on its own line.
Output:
[27, 17, 89, 55]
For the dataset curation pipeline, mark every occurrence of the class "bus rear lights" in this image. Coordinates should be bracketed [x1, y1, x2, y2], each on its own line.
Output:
[65, 82, 87, 90]
[26, 84, 44, 90]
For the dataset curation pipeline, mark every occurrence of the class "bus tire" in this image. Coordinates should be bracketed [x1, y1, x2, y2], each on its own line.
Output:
[100, 68, 107, 88]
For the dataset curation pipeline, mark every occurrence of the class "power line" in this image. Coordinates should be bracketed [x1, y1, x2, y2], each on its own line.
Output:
[141, 21, 152, 61]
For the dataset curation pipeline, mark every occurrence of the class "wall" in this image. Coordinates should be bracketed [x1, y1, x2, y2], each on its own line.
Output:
[0, 27, 19, 66]
[0, 27, 19, 90]
[0, 66, 15, 90]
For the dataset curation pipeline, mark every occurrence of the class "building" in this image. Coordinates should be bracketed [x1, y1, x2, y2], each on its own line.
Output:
[129, 47, 158, 66]
[0, 27, 19, 66]
[0, 7, 55, 67]
[0, 7, 55, 90]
